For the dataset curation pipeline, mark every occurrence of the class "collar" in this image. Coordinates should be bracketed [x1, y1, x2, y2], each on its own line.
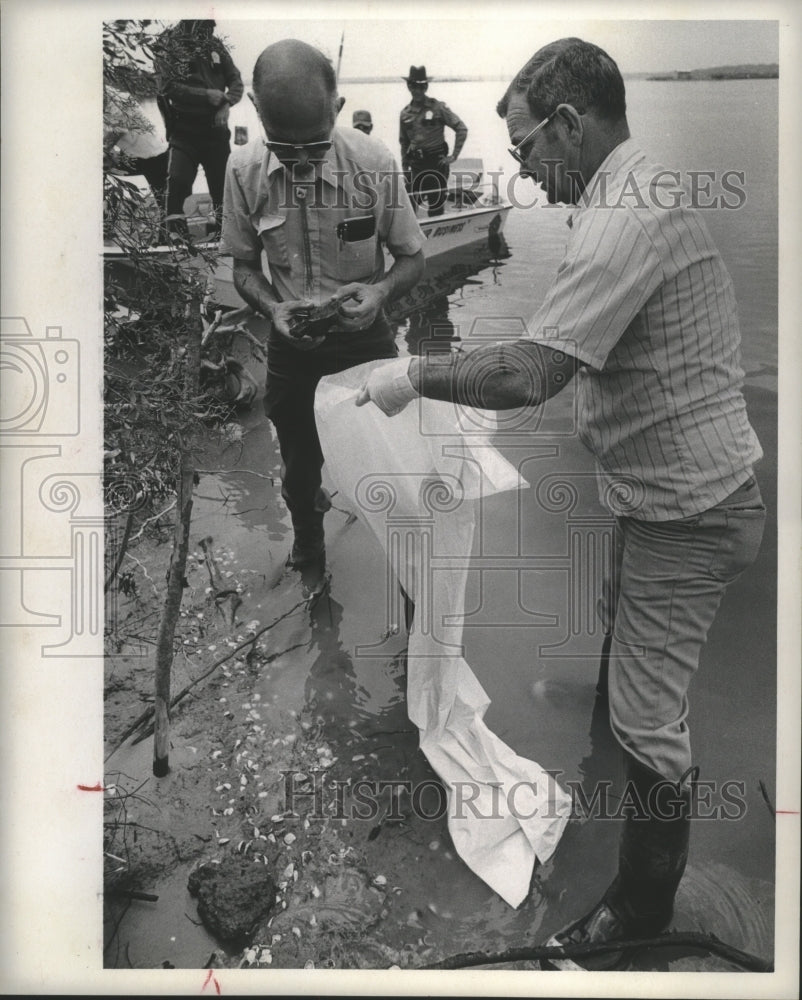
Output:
[406, 95, 435, 112]
[567, 137, 643, 226]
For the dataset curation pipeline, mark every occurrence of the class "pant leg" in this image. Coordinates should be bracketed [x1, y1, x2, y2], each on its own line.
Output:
[266, 377, 324, 525]
[265, 318, 397, 524]
[426, 159, 449, 216]
[135, 151, 169, 213]
[198, 129, 231, 225]
[165, 136, 200, 219]
[409, 166, 426, 213]
[607, 478, 766, 781]
[412, 160, 448, 217]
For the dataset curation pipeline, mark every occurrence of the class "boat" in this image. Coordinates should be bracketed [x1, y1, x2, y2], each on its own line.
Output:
[103, 158, 512, 310]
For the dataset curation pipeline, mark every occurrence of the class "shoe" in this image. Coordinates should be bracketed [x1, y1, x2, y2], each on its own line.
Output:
[540, 897, 636, 971]
[541, 752, 692, 971]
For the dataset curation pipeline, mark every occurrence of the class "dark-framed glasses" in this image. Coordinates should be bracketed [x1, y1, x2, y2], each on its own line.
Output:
[264, 139, 333, 158]
[508, 111, 557, 165]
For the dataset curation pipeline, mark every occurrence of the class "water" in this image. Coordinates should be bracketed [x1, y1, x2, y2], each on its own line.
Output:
[145, 75, 776, 376]
[144, 76, 777, 371]
[130, 78, 778, 968]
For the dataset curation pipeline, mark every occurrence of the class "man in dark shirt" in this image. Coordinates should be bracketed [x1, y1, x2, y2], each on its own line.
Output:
[153, 19, 243, 235]
[399, 66, 468, 216]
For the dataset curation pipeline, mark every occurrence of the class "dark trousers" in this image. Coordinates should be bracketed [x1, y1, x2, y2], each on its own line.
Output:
[269, 379, 326, 527]
[406, 152, 449, 216]
[165, 127, 231, 225]
[133, 151, 169, 215]
[264, 322, 397, 532]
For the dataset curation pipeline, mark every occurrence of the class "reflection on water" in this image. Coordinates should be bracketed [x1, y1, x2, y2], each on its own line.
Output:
[388, 237, 512, 356]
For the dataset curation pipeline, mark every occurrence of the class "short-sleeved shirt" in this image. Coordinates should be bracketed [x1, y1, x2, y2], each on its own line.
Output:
[399, 96, 467, 157]
[526, 138, 762, 521]
[222, 126, 424, 311]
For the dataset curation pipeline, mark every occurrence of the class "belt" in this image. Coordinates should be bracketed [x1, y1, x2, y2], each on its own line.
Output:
[408, 145, 447, 162]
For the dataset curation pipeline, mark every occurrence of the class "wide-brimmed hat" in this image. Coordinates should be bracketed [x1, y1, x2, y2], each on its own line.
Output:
[352, 110, 373, 125]
[403, 66, 430, 84]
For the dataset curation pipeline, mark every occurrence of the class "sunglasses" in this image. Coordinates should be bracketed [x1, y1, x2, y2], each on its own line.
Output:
[264, 140, 332, 158]
[508, 111, 557, 165]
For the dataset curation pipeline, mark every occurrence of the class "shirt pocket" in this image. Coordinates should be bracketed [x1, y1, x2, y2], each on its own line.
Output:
[256, 213, 290, 270]
[336, 234, 378, 282]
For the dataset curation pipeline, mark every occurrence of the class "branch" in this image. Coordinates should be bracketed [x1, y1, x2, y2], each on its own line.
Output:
[106, 511, 135, 593]
[106, 594, 314, 756]
[196, 468, 274, 482]
[129, 498, 177, 541]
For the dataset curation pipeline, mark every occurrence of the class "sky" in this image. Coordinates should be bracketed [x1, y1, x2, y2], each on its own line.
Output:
[207, 14, 779, 84]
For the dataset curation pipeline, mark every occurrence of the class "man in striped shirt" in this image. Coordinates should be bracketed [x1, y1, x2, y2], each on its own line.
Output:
[357, 38, 766, 967]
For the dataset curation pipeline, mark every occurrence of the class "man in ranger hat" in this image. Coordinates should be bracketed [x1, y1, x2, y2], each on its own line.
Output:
[352, 110, 373, 135]
[399, 66, 468, 216]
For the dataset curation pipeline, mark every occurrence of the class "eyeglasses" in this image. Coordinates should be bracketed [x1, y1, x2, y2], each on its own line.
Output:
[264, 140, 332, 159]
[508, 111, 556, 165]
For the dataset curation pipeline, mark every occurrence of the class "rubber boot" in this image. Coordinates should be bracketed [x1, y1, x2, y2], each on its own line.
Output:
[288, 511, 325, 570]
[542, 753, 692, 970]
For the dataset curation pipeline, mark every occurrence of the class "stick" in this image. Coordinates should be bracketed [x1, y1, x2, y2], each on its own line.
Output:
[336, 30, 345, 82]
[152, 297, 203, 778]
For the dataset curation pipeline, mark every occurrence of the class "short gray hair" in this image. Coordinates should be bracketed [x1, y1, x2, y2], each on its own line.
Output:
[497, 38, 626, 121]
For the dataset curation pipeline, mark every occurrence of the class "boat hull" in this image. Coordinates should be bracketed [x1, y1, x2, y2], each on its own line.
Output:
[418, 203, 510, 258]
[104, 203, 512, 310]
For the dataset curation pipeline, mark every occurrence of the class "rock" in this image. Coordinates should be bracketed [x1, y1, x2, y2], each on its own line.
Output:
[188, 857, 277, 946]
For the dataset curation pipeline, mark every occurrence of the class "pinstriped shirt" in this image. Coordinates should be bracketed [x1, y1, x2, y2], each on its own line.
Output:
[526, 139, 762, 520]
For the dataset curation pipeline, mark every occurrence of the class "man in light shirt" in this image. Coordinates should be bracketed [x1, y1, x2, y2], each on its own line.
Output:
[357, 37, 765, 968]
[222, 40, 424, 581]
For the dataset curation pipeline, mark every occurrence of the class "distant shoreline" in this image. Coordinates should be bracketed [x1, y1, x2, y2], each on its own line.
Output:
[340, 68, 778, 85]
[118, 65, 779, 96]
[646, 63, 778, 81]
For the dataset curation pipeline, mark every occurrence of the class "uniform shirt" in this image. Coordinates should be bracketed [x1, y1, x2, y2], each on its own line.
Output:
[399, 96, 468, 158]
[153, 28, 243, 122]
[222, 125, 425, 316]
[526, 138, 762, 521]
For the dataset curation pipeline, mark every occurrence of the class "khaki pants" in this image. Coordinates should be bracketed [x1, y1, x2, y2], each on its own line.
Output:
[604, 475, 766, 781]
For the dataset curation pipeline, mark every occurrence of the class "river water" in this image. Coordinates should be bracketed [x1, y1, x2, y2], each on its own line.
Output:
[131, 78, 779, 968]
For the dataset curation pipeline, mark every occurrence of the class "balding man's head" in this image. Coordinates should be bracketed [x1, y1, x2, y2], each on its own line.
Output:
[252, 40, 341, 139]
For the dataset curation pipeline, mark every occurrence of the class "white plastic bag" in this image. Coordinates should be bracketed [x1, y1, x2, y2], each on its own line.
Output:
[315, 359, 571, 907]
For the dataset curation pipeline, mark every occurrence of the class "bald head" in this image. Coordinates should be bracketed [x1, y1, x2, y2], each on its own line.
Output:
[252, 40, 339, 136]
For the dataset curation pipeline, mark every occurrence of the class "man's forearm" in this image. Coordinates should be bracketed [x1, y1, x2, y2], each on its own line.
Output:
[375, 250, 425, 305]
[408, 340, 578, 409]
[232, 260, 279, 319]
[160, 81, 218, 107]
[451, 125, 468, 160]
[224, 71, 244, 106]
